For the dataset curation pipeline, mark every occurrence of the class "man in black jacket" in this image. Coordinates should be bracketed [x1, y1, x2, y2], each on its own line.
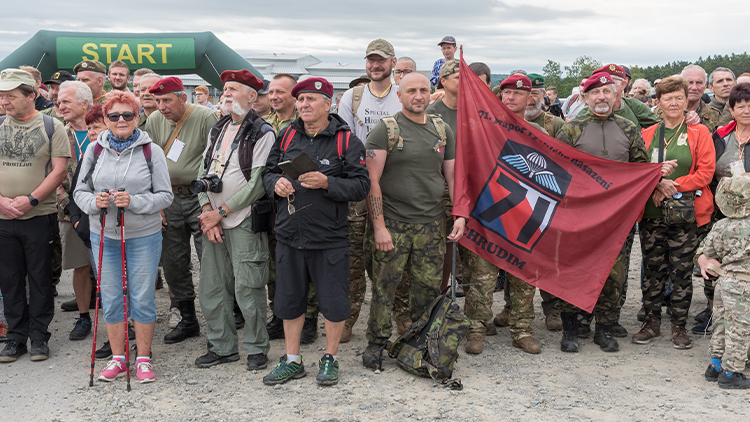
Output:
[261, 78, 370, 386]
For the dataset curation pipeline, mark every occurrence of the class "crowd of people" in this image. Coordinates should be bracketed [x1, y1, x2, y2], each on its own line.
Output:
[1, 35, 750, 390]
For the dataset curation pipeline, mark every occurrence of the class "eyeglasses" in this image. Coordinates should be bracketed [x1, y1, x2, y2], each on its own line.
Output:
[393, 69, 414, 75]
[287, 193, 311, 215]
[106, 112, 137, 122]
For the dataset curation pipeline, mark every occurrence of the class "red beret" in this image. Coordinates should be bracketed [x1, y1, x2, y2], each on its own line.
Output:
[220, 69, 264, 92]
[499, 74, 531, 91]
[592, 64, 627, 80]
[292, 77, 334, 99]
[583, 72, 614, 93]
[149, 76, 184, 95]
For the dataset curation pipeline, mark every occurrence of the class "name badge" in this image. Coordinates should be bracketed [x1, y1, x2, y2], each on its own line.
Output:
[166, 139, 185, 162]
[651, 149, 660, 163]
[729, 160, 746, 177]
[676, 133, 688, 146]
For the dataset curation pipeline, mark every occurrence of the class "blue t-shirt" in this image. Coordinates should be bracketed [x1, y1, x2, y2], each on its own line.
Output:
[74, 130, 91, 162]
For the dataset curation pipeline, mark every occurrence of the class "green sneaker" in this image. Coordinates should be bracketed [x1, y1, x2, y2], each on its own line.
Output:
[316, 353, 339, 386]
[262, 355, 306, 385]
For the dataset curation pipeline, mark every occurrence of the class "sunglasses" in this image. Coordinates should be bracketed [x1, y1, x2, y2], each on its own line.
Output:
[106, 112, 137, 122]
[287, 193, 311, 215]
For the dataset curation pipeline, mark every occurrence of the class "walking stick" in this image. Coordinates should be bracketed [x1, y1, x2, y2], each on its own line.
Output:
[117, 188, 131, 392]
[451, 241, 457, 302]
[90, 189, 108, 387]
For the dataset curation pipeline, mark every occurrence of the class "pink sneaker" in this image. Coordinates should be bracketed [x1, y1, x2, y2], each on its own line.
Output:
[98, 359, 127, 381]
[136, 360, 155, 383]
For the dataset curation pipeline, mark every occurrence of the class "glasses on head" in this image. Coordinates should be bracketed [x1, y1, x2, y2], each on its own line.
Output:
[393, 69, 414, 75]
[287, 193, 311, 215]
[106, 112, 137, 122]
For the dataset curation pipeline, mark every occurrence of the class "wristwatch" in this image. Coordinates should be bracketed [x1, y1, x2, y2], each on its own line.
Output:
[218, 206, 227, 218]
[27, 194, 39, 207]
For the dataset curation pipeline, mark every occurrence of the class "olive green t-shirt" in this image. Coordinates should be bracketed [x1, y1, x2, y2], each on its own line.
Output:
[144, 105, 218, 185]
[425, 99, 457, 133]
[0, 113, 71, 219]
[644, 123, 691, 219]
[365, 111, 456, 223]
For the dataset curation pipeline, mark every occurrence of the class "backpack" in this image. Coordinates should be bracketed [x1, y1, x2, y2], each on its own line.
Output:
[205, 111, 273, 181]
[542, 112, 557, 136]
[387, 288, 470, 390]
[81, 142, 152, 189]
[0, 114, 55, 175]
[381, 114, 447, 154]
[350, 85, 367, 126]
[279, 126, 351, 161]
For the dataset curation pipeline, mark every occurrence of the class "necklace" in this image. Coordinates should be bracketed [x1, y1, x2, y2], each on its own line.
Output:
[370, 83, 392, 99]
[17, 110, 38, 121]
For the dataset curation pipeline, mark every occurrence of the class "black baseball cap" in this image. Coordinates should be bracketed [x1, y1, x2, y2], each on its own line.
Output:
[44, 70, 75, 86]
[259, 79, 270, 95]
[438, 36, 456, 46]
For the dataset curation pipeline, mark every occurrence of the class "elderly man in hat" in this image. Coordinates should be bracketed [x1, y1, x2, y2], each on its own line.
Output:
[555, 72, 677, 354]
[73, 60, 108, 105]
[262, 77, 370, 386]
[193, 70, 276, 371]
[145, 76, 218, 344]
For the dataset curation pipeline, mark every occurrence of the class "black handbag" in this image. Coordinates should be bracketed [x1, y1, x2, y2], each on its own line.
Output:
[657, 123, 695, 225]
[251, 198, 273, 233]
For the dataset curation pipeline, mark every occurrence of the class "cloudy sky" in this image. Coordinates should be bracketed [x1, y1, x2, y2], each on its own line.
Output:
[1, 0, 749, 75]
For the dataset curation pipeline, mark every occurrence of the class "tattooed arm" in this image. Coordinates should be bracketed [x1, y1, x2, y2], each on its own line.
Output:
[365, 149, 393, 251]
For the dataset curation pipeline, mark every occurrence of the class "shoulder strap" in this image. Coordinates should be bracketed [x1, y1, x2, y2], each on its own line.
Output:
[143, 142, 153, 175]
[428, 114, 448, 144]
[280, 127, 297, 152]
[82, 143, 104, 188]
[381, 115, 403, 154]
[658, 122, 665, 163]
[350, 85, 366, 126]
[336, 130, 351, 160]
[164, 103, 196, 155]
[543, 112, 555, 136]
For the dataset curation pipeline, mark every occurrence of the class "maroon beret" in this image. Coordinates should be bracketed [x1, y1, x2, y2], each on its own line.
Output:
[583, 72, 614, 93]
[292, 77, 334, 99]
[220, 69, 264, 91]
[149, 76, 184, 95]
[499, 74, 532, 91]
[591, 64, 627, 80]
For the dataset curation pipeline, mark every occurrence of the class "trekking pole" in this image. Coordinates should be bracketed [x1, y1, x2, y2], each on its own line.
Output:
[451, 241, 457, 302]
[90, 189, 108, 387]
[116, 188, 131, 392]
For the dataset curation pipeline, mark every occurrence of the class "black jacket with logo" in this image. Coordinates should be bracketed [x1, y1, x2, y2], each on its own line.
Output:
[262, 113, 370, 249]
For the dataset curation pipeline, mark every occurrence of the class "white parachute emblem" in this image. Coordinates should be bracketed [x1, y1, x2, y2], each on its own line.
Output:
[502, 152, 561, 194]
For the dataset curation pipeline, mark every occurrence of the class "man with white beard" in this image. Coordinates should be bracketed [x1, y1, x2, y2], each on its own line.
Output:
[525, 73, 565, 137]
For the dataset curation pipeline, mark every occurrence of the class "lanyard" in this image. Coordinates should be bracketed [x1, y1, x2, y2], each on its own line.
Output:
[662, 120, 684, 151]
[74, 131, 89, 161]
[738, 131, 750, 162]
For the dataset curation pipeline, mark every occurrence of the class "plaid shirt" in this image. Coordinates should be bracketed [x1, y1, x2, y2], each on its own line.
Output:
[430, 58, 445, 87]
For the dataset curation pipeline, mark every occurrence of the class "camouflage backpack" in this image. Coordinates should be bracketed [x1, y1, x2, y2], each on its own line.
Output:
[381, 114, 448, 154]
[388, 289, 470, 390]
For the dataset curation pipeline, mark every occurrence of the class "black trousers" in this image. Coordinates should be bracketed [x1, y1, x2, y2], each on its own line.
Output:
[0, 214, 55, 343]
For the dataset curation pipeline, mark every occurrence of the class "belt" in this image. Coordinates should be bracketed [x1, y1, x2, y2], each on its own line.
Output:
[172, 185, 194, 195]
[707, 263, 750, 282]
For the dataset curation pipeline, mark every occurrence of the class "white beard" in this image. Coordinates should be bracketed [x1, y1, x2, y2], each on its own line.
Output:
[524, 102, 542, 119]
[221, 100, 248, 116]
[593, 102, 611, 114]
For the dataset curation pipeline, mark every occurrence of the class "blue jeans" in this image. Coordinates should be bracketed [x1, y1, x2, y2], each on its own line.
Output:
[91, 232, 161, 324]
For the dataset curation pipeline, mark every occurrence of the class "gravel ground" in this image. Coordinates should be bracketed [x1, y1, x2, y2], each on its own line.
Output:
[3, 237, 750, 422]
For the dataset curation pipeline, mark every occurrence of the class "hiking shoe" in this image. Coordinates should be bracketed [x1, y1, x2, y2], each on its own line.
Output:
[95, 341, 113, 360]
[718, 371, 750, 389]
[694, 307, 711, 323]
[705, 363, 722, 381]
[194, 351, 240, 368]
[396, 318, 412, 336]
[632, 316, 661, 344]
[168, 307, 181, 329]
[545, 313, 563, 331]
[637, 305, 646, 322]
[671, 323, 692, 349]
[29, 340, 49, 361]
[493, 308, 510, 327]
[362, 342, 385, 370]
[247, 353, 268, 371]
[593, 323, 619, 352]
[317, 354, 339, 386]
[465, 333, 484, 354]
[98, 359, 127, 381]
[691, 318, 712, 335]
[513, 336, 541, 354]
[0, 340, 27, 362]
[263, 355, 306, 385]
[69, 318, 92, 341]
[610, 323, 628, 338]
[340, 321, 354, 343]
[136, 360, 155, 383]
[485, 322, 498, 336]
[266, 315, 285, 340]
[300, 317, 318, 344]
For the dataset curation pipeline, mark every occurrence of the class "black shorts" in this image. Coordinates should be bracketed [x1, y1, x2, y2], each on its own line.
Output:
[274, 242, 351, 322]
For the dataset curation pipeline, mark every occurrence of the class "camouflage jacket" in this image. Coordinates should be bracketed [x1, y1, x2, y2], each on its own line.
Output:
[556, 108, 649, 163]
[696, 216, 750, 275]
[718, 102, 734, 129]
[262, 108, 299, 136]
[578, 97, 659, 132]
[657, 99, 721, 132]
[56, 126, 79, 222]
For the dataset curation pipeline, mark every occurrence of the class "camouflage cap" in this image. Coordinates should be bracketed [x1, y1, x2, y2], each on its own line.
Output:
[439, 59, 460, 78]
[0, 68, 36, 91]
[365, 38, 395, 59]
[74, 60, 106, 74]
[527, 73, 545, 89]
[716, 176, 750, 218]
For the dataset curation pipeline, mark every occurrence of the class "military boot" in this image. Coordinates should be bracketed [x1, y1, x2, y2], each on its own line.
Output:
[631, 316, 661, 344]
[164, 300, 200, 344]
[340, 321, 353, 344]
[266, 315, 285, 340]
[560, 312, 579, 353]
[465, 333, 484, 354]
[493, 307, 510, 327]
[362, 342, 386, 370]
[300, 316, 318, 344]
[593, 323, 619, 352]
[512, 335, 541, 354]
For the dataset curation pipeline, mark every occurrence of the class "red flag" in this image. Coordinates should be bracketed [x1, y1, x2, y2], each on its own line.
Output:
[453, 53, 662, 312]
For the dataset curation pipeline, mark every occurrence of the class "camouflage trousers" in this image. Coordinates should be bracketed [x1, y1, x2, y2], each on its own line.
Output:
[639, 219, 699, 326]
[560, 240, 628, 325]
[366, 217, 446, 345]
[507, 274, 536, 340]
[501, 279, 559, 316]
[266, 231, 318, 319]
[457, 244, 498, 334]
[697, 223, 717, 301]
[709, 277, 750, 373]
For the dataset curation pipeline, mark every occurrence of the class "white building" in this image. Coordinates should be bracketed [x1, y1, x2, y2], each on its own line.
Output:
[246, 53, 366, 95]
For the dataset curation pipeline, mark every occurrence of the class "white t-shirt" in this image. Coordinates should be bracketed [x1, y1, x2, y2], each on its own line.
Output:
[338, 84, 402, 144]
